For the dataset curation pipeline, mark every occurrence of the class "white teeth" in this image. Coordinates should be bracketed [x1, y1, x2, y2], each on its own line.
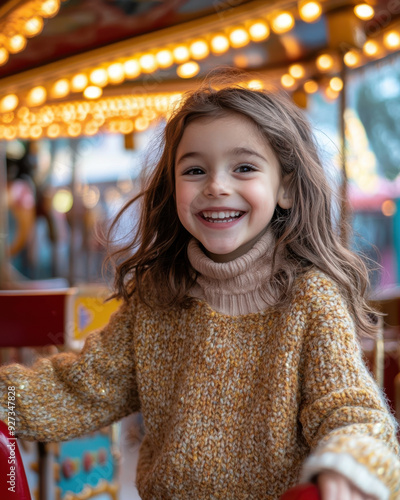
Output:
[201, 210, 243, 221]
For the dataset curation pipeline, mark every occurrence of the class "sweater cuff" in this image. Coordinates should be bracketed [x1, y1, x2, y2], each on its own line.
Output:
[300, 452, 389, 500]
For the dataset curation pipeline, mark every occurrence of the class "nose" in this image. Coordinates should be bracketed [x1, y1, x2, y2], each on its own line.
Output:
[203, 172, 231, 198]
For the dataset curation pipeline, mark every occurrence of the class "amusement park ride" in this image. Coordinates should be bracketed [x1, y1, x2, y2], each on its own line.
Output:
[0, 0, 400, 498]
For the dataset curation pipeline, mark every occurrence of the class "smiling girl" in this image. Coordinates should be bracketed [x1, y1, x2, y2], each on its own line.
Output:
[1, 83, 399, 500]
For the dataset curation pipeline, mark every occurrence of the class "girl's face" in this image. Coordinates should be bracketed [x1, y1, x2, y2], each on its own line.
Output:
[175, 112, 292, 263]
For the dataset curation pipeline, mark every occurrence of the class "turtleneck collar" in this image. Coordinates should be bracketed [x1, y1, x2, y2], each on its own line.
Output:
[187, 229, 280, 316]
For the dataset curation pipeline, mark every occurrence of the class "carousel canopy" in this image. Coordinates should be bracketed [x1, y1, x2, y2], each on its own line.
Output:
[0, 0, 398, 139]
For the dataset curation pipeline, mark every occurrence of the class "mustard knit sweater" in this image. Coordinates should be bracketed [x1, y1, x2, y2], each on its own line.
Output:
[1, 234, 400, 499]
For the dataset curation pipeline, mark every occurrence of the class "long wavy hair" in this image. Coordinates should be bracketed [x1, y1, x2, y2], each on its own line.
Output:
[106, 80, 378, 337]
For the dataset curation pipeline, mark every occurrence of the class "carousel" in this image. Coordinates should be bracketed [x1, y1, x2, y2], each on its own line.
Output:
[0, 0, 399, 499]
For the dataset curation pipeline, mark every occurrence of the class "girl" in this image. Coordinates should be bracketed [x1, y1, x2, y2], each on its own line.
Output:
[1, 83, 400, 500]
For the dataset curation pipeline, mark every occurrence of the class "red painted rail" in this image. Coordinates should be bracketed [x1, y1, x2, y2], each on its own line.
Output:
[280, 483, 320, 500]
[0, 420, 31, 500]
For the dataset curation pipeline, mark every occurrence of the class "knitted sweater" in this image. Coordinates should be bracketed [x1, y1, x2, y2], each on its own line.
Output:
[1, 238, 400, 499]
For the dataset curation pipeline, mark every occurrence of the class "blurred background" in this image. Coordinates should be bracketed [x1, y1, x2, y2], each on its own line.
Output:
[0, 1, 400, 499]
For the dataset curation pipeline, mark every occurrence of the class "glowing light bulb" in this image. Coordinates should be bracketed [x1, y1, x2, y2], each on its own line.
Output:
[189, 40, 209, 59]
[23, 16, 44, 37]
[354, 4, 374, 20]
[325, 87, 339, 100]
[281, 74, 296, 88]
[71, 73, 88, 92]
[135, 116, 149, 131]
[363, 40, 379, 56]
[0, 94, 18, 112]
[298, 1, 322, 22]
[343, 50, 360, 67]
[27, 86, 47, 106]
[53, 189, 73, 213]
[107, 63, 125, 84]
[247, 79, 264, 90]
[177, 61, 200, 78]
[47, 123, 60, 138]
[156, 49, 174, 68]
[210, 34, 230, 54]
[0, 47, 8, 65]
[68, 122, 81, 137]
[51, 79, 70, 98]
[289, 64, 305, 78]
[90, 68, 108, 87]
[383, 31, 400, 50]
[139, 53, 157, 73]
[124, 59, 140, 78]
[271, 12, 295, 34]
[30, 124, 43, 139]
[173, 45, 190, 63]
[8, 34, 27, 54]
[316, 53, 334, 71]
[382, 200, 396, 216]
[329, 76, 343, 92]
[41, 0, 60, 18]
[83, 86, 102, 99]
[229, 28, 250, 48]
[303, 80, 319, 93]
[248, 21, 270, 42]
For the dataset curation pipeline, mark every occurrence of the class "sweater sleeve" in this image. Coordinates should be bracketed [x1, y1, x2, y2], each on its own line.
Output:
[299, 274, 400, 500]
[0, 299, 141, 442]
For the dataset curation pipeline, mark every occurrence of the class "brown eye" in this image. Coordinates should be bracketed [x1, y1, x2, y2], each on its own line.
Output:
[235, 164, 256, 173]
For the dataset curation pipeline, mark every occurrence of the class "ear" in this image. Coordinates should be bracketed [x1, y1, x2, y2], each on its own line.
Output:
[277, 174, 293, 209]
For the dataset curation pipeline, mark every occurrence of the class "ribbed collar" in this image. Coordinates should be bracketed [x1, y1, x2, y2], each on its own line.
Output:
[187, 230, 279, 316]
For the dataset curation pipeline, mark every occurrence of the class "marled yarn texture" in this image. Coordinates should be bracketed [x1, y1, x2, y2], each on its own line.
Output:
[1, 271, 400, 499]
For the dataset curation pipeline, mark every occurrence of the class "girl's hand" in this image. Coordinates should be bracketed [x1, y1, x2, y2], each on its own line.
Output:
[317, 471, 378, 500]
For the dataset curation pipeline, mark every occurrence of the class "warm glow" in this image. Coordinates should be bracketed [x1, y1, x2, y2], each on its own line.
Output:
[325, 87, 339, 100]
[68, 122, 82, 137]
[289, 64, 305, 78]
[298, 0, 322, 22]
[173, 45, 190, 63]
[83, 86, 103, 99]
[210, 34, 230, 54]
[0, 47, 8, 65]
[156, 49, 174, 68]
[247, 79, 264, 90]
[177, 61, 200, 78]
[71, 73, 88, 92]
[343, 50, 360, 67]
[382, 200, 396, 217]
[271, 12, 295, 34]
[363, 40, 379, 56]
[281, 74, 296, 88]
[30, 124, 43, 139]
[1, 94, 18, 112]
[329, 76, 343, 92]
[27, 86, 47, 106]
[119, 120, 134, 134]
[229, 28, 250, 48]
[139, 53, 157, 73]
[107, 63, 125, 83]
[190, 40, 209, 59]
[23, 16, 44, 37]
[316, 53, 334, 71]
[383, 31, 400, 50]
[4, 126, 17, 140]
[41, 0, 60, 17]
[248, 21, 270, 42]
[53, 189, 73, 213]
[51, 79, 70, 98]
[47, 123, 60, 138]
[135, 116, 150, 131]
[124, 59, 141, 78]
[90, 68, 108, 86]
[85, 122, 98, 136]
[8, 34, 27, 54]
[303, 80, 319, 93]
[354, 4, 375, 20]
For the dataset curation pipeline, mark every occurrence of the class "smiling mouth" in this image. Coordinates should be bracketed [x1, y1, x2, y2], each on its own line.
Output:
[199, 210, 245, 223]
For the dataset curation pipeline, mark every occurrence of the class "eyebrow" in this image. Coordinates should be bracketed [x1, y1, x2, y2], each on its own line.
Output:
[176, 147, 268, 165]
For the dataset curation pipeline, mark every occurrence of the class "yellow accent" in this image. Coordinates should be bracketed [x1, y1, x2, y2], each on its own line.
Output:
[73, 295, 120, 341]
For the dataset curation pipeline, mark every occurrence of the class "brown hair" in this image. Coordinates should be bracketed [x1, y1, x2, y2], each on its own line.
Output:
[106, 80, 378, 337]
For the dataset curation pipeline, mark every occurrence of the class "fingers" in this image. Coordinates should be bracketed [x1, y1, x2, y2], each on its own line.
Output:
[317, 471, 377, 500]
